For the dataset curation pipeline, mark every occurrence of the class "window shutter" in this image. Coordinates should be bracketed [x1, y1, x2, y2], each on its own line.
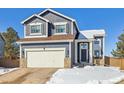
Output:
[66, 23, 69, 34]
[42, 24, 46, 35]
[53, 25, 56, 34]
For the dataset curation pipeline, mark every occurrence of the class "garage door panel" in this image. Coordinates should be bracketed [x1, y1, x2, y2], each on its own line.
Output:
[27, 51, 43, 67]
[43, 51, 64, 67]
[26, 48, 65, 68]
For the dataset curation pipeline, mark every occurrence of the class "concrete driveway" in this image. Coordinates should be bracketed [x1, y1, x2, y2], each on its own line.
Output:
[0, 68, 57, 84]
[0, 68, 123, 84]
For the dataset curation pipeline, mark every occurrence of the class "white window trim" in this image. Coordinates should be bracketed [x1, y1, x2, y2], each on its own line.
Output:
[54, 22, 67, 35]
[30, 23, 42, 35]
[25, 35, 47, 38]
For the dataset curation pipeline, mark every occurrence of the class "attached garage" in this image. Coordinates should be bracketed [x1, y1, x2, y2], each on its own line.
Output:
[25, 48, 65, 68]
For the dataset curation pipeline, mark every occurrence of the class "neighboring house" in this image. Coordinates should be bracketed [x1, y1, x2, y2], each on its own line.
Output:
[0, 33, 5, 58]
[17, 9, 105, 68]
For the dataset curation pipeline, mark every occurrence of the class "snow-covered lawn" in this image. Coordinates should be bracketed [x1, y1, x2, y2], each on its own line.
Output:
[0, 67, 17, 75]
[47, 66, 124, 84]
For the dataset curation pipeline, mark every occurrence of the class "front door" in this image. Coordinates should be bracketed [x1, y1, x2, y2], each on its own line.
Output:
[80, 43, 88, 63]
[81, 49, 87, 62]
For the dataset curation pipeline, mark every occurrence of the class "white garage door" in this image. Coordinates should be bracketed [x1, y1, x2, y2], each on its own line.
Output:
[26, 48, 65, 68]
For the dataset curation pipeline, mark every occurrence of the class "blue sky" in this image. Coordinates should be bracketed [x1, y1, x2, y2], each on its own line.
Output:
[0, 8, 124, 56]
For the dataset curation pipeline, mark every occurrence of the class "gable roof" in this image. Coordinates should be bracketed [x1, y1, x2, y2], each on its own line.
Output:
[39, 9, 80, 32]
[21, 9, 80, 32]
[79, 29, 105, 39]
[21, 14, 49, 24]
[0, 33, 5, 41]
[38, 9, 75, 21]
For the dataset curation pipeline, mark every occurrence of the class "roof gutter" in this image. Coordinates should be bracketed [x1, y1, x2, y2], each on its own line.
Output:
[21, 14, 49, 24]
[16, 39, 74, 44]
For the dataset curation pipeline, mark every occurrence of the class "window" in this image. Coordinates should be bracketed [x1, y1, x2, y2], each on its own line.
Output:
[80, 43, 88, 49]
[94, 40, 99, 44]
[31, 25, 41, 34]
[30, 23, 43, 35]
[56, 25, 66, 33]
[54, 22, 67, 34]
[94, 50, 100, 57]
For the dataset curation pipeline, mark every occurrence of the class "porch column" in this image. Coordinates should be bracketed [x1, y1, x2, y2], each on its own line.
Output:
[103, 37, 105, 60]
[75, 41, 77, 63]
[69, 42, 71, 59]
[89, 41, 93, 64]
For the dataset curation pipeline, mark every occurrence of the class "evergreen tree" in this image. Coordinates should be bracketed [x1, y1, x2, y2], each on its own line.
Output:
[111, 32, 124, 58]
[3, 27, 20, 59]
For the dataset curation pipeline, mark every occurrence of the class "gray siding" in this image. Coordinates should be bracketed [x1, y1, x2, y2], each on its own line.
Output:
[25, 17, 47, 36]
[0, 35, 4, 58]
[23, 10, 79, 37]
[40, 11, 72, 35]
[73, 23, 78, 36]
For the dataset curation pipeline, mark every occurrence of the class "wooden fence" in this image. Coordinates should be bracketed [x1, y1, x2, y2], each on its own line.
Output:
[105, 56, 124, 70]
[2, 56, 124, 69]
[0, 58, 20, 68]
[93, 57, 104, 66]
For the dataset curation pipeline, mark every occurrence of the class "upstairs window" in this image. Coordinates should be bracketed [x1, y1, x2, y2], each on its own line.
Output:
[56, 25, 65, 33]
[30, 23, 42, 35]
[94, 40, 100, 44]
[54, 22, 67, 34]
[31, 25, 40, 33]
[94, 50, 100, 57]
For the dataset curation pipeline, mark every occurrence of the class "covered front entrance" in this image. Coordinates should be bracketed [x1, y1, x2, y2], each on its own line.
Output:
[80, 43, 89, 63]
[75, 39, 93, 64]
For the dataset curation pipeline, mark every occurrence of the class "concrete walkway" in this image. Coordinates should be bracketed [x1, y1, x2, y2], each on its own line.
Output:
[0, 68, 57, 84]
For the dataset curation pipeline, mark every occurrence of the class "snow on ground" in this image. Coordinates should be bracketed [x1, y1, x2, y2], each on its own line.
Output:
[47, 66, 124, 84]
[0, 67, 18, 75]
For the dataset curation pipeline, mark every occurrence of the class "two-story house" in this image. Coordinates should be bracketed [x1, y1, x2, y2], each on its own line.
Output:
[17, 9, 105, 68]
[0, 33, 5, 58]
